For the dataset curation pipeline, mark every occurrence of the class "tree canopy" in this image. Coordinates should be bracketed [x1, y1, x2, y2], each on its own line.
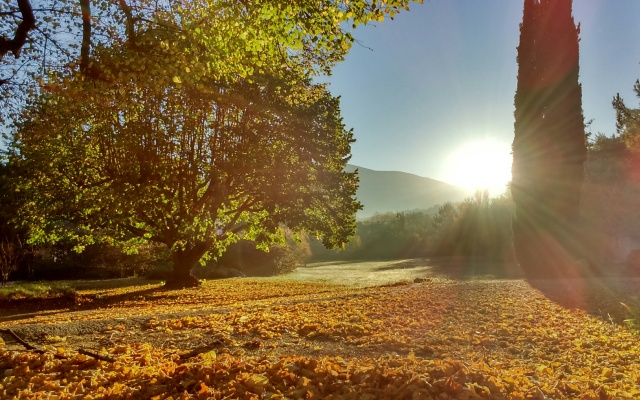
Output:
[10, 65, 360, 286]
[2, 0, 425, 286]
[1, 0, 422, 123]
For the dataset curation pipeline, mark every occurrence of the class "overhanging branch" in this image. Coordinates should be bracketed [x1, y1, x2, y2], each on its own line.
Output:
[0, 0, 36, 61]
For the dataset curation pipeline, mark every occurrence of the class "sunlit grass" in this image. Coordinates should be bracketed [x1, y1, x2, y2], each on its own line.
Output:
[0, 281, 76, 300]
[621, 297, 640, 331]
[0, 277, 161, 300]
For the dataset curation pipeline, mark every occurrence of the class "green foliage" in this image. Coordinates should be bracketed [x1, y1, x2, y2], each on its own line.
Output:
[0, 161, 27, 284]
[1, 0, 422, 122]
[580, 133, 640, 265]
[0, 281, 76, 301]
[22, 242, 170, 281]
[3, 0, 422, 286]
[10, 61, 359, 285]
[579, 83, 640, 267]
[311, 210, 434, 261]
[433, 192, 515, 262]
[614, 80, 640, 134]
[215, 237, 311, 278]
[621, 298, 640, 332]
[581, 82, 640, 266]
[311, 194, 515, 263]
[585, 133, 629, 184]
[512, 0, 587, 276]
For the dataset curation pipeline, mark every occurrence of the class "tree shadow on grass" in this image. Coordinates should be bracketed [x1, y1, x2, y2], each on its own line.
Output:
[0, 285, 169, 325]
[71, 277, 162, 291]
[418, 257, 526, 280]
[373, 258, 433, 272]
[526, 273, 640, 324]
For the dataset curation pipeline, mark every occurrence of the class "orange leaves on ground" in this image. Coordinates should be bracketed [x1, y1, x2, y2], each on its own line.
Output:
[2, 278, 640, 398]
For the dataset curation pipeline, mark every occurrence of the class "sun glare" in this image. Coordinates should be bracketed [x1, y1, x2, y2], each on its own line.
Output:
[444, 140, 512, 196]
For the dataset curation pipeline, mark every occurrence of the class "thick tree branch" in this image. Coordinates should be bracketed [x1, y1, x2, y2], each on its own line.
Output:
[0, 328, 38, 350]
[118, 0, 136, 47]
[79, 0, 91, 75]
[0, 0, 36, 60]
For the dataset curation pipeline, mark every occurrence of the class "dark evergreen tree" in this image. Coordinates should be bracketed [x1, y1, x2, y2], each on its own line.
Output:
[512, 0, 587, 277]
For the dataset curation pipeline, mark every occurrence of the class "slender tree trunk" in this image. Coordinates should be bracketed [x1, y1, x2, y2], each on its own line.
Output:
[165, 243, 208, 289]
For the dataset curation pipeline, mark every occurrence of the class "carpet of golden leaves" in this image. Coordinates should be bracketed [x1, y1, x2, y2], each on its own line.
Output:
[1, 277, 640, 399]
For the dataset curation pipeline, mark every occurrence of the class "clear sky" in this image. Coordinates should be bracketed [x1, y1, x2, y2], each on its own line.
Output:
[326, 0, 640, 194]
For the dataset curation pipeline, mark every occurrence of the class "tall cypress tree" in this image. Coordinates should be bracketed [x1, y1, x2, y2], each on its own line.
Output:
[512, 0, 586, 277]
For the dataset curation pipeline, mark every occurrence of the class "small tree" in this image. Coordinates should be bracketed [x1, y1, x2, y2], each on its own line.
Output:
[613, 80, 640, 178]
[10, 63, 360, 287]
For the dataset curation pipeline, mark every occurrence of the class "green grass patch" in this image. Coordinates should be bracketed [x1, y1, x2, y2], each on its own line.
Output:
[621, 297, 640, 331]
[0, 277, 163, 301]
[0, 281, 76, 300]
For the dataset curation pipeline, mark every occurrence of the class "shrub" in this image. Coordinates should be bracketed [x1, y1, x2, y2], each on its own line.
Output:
[24, 243, 170, 281]
[621, 297, 640, 332]
[215, 239, 308, 277]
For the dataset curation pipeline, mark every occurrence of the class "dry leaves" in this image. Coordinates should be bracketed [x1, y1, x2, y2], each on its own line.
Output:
[1, 278, 640, 399]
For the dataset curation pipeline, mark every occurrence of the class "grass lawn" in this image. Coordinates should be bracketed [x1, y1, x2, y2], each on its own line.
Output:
[1, 263, 640, 399]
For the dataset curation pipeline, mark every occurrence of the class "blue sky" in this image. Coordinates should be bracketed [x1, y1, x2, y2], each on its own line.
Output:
[327, 0, 640, 190]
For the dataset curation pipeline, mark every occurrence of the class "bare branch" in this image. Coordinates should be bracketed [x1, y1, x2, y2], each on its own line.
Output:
[0, 328, 38, 351]
[0, 0, 36, 60]
[118, 0, 136, 47]
[78, 348, 116, 362]
[0, 329, 116, 362]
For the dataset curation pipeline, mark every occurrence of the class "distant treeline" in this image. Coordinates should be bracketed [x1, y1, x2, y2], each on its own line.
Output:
[311, 190, 515, 263]
[311, 127, 640, 270]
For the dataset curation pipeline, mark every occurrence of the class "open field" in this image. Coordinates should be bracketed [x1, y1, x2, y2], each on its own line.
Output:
[275, 258, 525, 286]
[1, 261, 640, 399]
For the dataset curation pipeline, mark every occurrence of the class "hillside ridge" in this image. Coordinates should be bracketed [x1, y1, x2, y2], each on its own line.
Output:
[346, 164, 469, 219]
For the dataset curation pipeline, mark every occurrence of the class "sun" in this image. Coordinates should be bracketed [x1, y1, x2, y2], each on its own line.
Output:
[443, 139, 512, 196]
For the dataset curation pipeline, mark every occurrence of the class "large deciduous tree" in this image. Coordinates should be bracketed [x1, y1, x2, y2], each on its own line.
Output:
[2, 0, 423, 286]
[511, 0, 587, 277]
[10, 57, 360, 287]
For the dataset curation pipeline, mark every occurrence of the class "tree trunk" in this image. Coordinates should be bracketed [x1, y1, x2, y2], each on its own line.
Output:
[165, 243, 208, 289]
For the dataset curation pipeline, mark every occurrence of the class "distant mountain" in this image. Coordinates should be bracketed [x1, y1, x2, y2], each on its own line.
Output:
[346, 164, 469, 219]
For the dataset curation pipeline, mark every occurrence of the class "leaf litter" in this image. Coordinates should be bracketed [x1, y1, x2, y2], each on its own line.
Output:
[1, 277, 640, 399]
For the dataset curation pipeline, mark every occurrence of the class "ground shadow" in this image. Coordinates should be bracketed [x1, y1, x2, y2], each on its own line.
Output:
[70, 277, 161, 291]
[0, 285, 167, 325]
[420, 257, 525, 280]
[373, 259, 434, 272]
[526, 274, 640, 324]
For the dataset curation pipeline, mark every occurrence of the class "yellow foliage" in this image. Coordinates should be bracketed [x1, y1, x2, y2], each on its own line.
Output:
[1, 278, 639, 398]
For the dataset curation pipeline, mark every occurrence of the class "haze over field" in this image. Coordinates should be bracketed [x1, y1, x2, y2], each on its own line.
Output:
[346, 165, 468, 219]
